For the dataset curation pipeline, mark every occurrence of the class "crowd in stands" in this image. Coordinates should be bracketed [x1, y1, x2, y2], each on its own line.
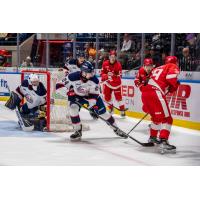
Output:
[91, 33, 200, 71]
[0, 33, 33, 45]
[1, 33, 200, 71]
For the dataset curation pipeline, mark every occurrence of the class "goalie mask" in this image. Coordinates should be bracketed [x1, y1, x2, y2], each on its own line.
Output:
[28, 74, 39, 90]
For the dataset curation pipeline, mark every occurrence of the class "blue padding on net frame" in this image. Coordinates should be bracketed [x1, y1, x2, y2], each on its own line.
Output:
[0, 72, 20, 74]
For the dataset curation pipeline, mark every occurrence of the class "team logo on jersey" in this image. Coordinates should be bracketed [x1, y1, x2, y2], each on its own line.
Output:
[25, 94, 33, 104]
[77, 86, 88, 95]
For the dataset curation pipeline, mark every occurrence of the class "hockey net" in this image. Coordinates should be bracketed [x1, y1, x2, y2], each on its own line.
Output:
[21, 70, 89, 132]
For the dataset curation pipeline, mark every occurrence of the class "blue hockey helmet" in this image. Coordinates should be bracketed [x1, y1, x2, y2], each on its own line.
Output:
[80, 61, 95, 73]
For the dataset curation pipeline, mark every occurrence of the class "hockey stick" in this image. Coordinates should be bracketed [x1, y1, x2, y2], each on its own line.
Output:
[104, 101, 128, 112]
[126, 113, 149, 136]
[6, 85, 34, 132]
[73, 99, 153, 147]
[126, 91, 171, 136]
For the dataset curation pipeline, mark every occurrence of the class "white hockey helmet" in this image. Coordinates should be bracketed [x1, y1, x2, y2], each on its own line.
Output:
[28, 74, 39, 87]
[29, 74, 39, 82]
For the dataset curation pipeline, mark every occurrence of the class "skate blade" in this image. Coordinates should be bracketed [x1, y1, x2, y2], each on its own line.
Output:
[159, 148, 176, 154]
[70, 137, 82, 142]
[120, 116, 126, 119]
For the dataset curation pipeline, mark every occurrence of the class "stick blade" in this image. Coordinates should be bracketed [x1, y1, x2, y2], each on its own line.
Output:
[142, 142, 155, 147]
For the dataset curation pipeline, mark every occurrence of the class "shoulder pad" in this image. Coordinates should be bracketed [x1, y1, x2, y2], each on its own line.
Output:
[21, 79, 29, 87]
[90, 75, 99, 84]
[36, 82, 47, 95]
[68, 71, 81, 81]
[68, 59, 77, 65]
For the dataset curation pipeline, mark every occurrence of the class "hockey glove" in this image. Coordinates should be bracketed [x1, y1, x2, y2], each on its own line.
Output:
[88, 99, 98, 119]
[89, 105, 99, 120]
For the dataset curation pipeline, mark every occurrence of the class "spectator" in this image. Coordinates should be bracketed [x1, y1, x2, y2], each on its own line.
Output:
[88, 55, 95, 67]
[149, 47, 161, 67]
[0, 55, 6, 66]
[161, 52, 168, 65]
[97, 49, 106, 68]
[152, 33, 160, 46]
[121, 33, 132, 52]
[186, 34, 196, 46]
[0, 49, 11, 67]
[21, 56, 33, 67]
[84, 42, 96, 59]
[179, 47, 196, 71]
[186, 33, 196, 58]
[127, 51, 137, 70]
[133, 52, 141, 69]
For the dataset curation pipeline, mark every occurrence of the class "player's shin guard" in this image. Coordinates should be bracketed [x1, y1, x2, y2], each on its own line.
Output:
[118, 101, 126, 117]
[159, 117, 173, 140]
[148, 122, 161, 144]
[150, 122, 161, 137]
[118, 101, 125, 111]
[70, 115, 81, 131]
[159, 129, 170, 140]
[107, 104, 113, 114]
[69, 103, 82, 132]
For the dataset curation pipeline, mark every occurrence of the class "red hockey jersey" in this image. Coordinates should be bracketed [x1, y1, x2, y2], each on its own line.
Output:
[146, 63, 180, 94]
[101, 60, 122, 88]
[134, 66, 151, 91]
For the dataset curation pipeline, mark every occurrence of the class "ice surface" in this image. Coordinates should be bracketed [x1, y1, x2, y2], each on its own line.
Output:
[0, 102, 200, 166]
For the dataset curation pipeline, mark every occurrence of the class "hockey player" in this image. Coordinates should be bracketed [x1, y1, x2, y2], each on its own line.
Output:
[63, 52, 85, 75]
[57, 52, 98, 120]
[134, 58, 154, 91]
[5, 74, 47, 131]
[101, 50, 126, 117]
[141, 56, 180, 153]
[60, 61, 127, 140]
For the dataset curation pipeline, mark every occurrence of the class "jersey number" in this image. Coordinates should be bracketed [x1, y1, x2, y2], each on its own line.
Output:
[151, 68, 163, 80]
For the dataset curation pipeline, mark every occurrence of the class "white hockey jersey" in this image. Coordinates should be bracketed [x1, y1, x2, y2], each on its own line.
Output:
[64, 59, 81, 74]
[60, 71, 100, 98]
[16, 80, 47, 109]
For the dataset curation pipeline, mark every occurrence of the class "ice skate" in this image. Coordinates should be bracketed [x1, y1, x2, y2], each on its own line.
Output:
[159, 139, 176, 154]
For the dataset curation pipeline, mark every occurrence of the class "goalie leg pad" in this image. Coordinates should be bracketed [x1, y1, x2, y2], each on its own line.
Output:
[34, 118, 47, 131]
[5, 91, 21, 110]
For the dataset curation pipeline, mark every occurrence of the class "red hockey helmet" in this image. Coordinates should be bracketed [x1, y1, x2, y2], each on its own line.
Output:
[143, 58, 153, 66]
[109, 50, 117, 56]
[165, 56, 178, 64]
